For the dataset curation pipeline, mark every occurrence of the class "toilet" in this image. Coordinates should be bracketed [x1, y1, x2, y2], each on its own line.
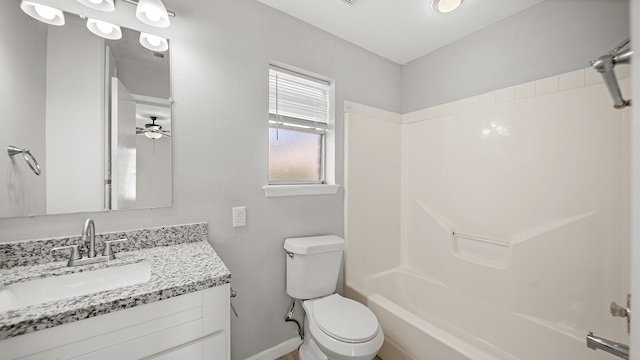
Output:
[284, 235, 383, 360]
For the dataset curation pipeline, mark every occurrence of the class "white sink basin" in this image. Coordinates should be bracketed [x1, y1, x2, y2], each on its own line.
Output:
[0, 262, 151, 312]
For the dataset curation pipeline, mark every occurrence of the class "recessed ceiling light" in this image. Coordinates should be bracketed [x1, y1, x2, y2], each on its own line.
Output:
[432, 0, 463, 13]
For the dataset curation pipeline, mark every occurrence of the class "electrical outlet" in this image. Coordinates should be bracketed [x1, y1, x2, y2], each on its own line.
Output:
[232, 206, 246, 228]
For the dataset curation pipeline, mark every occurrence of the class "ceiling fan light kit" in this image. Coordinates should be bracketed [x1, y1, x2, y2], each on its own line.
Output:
[137, 116, 171, 139]
[145, 132, 164, 140]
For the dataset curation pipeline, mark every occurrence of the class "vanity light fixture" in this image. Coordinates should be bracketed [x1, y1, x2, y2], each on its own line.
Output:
[431, 0, 464, 13]
[20, 1, 65, 26]
[86, 18, 122, 40]
[21, 0, 173, 51]
[76, 0, 175, 27]
[76, 0, 115, 12]
[135, 0, 170, 28]
[139, 32, 169, 52]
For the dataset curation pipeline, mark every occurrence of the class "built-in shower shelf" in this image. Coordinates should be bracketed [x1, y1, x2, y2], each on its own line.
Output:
[452, 232, 510, 269]
[415, 200, 600, 270]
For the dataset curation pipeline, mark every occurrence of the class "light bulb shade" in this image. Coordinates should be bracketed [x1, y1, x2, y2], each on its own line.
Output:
[139, 32, 169, 52]
[20, 1, 65, 26]
[87, 18, 122, 40]
[145, 132, 163, 139]
[76, 0, 115, 12]
[432, 0, 463, 13]
[136, 0, 170, 28]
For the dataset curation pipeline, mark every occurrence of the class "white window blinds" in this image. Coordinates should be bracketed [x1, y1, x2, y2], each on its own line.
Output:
[269, 66, 330, 133]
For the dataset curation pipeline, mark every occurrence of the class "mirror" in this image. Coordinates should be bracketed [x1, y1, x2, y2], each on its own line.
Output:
[0, 1, 172, 218]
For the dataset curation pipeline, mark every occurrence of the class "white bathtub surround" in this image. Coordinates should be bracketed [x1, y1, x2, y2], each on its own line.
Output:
[344, 101, 402, 283]
[344, 67, 631, 359]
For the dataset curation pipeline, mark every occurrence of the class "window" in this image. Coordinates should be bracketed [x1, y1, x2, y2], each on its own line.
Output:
[268, 65, 330, 185]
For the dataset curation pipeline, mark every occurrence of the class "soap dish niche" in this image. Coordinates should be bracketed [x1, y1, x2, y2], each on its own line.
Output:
[452, 232, 510, 269]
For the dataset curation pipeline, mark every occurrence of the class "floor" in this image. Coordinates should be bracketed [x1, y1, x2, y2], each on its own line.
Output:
[276, 351, 299, 360]
[277, 351, 382, 360]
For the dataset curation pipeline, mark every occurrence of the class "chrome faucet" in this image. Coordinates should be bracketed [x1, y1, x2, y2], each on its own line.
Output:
[586, 332, 629, 359]
[82, 218, 97, 258]
[51, 218, 128, 267]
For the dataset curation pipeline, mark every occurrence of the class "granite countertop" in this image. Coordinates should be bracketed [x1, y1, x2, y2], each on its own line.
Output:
[0, 240, 231, 340]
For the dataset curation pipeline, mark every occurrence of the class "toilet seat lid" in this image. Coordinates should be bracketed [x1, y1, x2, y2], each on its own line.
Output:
[312, 294, 379, 343]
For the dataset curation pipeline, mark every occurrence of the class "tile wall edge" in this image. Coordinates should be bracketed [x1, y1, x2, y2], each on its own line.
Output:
[344, 100, 403, 124]
[402, 66, 632, 124]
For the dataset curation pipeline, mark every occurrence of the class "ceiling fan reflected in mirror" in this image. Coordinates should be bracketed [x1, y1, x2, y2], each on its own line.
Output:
[136, 116, 171, 139]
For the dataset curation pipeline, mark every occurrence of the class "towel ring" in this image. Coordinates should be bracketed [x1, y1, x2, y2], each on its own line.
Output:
[7, 145, 41, 176]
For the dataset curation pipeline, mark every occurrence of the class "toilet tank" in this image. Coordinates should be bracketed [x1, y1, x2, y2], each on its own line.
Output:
[284, 235, 345, 300]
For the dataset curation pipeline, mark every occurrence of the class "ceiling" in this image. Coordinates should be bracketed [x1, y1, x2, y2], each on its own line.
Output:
[257, 0, 545, 65]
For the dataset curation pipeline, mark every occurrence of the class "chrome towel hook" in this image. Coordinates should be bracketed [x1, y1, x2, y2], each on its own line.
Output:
[7, 145, 41, 176]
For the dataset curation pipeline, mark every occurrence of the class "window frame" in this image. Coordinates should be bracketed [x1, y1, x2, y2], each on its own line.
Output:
[268, 65, 330, 185]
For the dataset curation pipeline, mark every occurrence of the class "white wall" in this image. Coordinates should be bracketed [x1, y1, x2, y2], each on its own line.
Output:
[45, 15, 105, 214]
[0, 1, 47, 217]
[0, 1, 402, 359]
[402, 0, 630, 112]
[136, 135, 172, 209]
[117, 57, 170, 99]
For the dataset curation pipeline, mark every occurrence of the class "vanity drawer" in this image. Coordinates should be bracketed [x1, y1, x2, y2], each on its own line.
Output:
[146, 331, 226, 360]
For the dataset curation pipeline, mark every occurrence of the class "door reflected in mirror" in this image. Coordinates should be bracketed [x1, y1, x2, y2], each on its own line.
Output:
[0, 2, 172, 218]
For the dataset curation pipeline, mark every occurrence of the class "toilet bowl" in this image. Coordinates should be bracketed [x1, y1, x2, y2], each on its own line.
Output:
[284, 235, 383, 360]
[299, 294, 384, 360]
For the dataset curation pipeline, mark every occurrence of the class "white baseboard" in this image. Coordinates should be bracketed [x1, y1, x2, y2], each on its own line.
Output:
[244, 337, 302, 360]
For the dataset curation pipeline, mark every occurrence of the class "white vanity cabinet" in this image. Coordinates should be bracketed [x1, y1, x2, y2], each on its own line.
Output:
[0, 284, 230, 360]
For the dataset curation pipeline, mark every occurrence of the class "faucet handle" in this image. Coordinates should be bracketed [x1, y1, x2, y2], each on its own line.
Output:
[51, 245, 81, 262]
[102, 238, 128, 259]
[610, 293, 631, 334]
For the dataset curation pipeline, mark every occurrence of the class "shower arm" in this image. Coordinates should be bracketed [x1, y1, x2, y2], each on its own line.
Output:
[591, 38, 633, 109]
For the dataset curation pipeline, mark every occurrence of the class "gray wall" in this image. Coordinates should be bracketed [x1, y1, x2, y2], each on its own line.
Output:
[0, 0, 401, 359]
[402, 0, 630, 112]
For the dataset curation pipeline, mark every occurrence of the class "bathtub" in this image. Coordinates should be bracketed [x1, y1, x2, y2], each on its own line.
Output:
[346, 268, 606, 360]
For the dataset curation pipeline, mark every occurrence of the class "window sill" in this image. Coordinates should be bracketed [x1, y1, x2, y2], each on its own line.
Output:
[263, 184, 340, 198]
